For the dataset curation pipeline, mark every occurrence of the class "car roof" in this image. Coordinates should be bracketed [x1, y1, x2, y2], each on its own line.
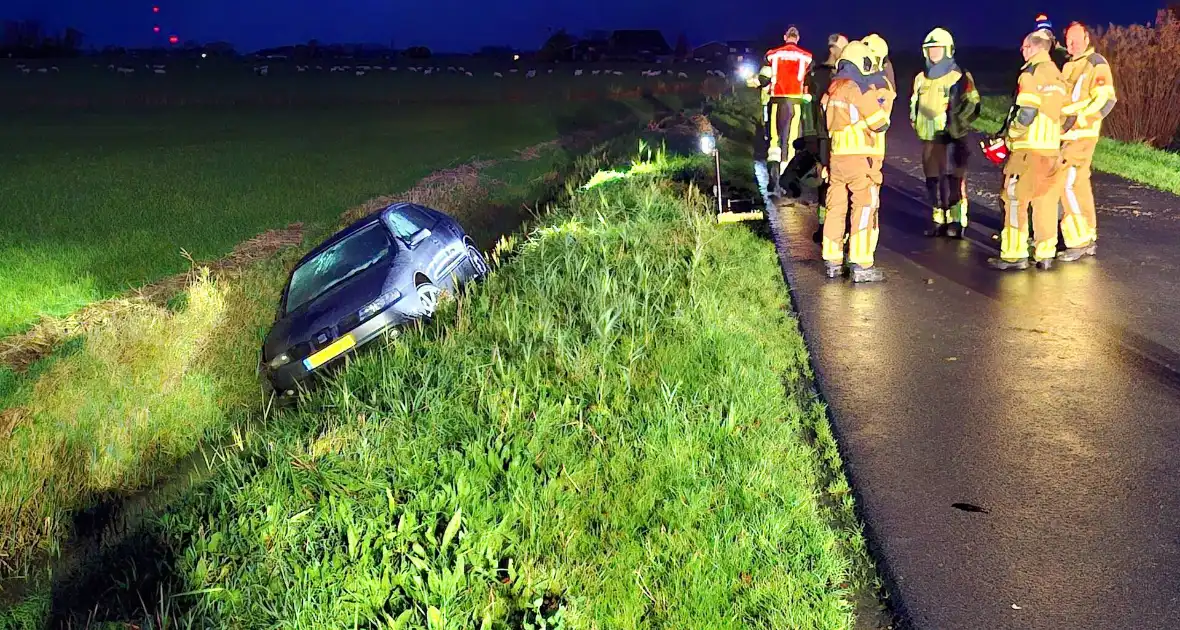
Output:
[294, 202, 444, 267]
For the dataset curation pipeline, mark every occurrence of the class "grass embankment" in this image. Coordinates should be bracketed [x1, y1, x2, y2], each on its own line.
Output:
[8, 128, 876, 627]
[976, 95, 1180, 195]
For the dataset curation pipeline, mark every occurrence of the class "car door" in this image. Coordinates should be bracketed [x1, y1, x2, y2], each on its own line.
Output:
[385, 206, 447, 283]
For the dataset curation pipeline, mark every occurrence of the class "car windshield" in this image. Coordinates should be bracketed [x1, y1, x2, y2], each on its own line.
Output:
[285, 223, 393, 314]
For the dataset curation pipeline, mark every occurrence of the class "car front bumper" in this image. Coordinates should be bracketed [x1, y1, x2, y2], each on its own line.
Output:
[263, 307, 410, 393]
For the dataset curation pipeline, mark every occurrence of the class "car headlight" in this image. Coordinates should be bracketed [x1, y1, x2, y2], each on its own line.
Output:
[358, 289, 402, 322]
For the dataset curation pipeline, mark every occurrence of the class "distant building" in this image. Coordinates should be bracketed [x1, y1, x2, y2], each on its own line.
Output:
[606, 30, 673, 62]
[726, 40, 757, 63]
[563, 38, 608, 62]
[692, 41, 729, 62]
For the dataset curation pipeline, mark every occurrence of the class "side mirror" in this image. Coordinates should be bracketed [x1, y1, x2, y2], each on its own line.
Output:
[409, 228, 431, 248]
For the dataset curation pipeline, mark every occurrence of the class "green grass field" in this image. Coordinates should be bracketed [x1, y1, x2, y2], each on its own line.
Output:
[976, 94, 1180, 195]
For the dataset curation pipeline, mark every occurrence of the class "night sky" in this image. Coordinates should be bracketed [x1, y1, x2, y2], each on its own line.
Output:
[3, 0, 1166, 53]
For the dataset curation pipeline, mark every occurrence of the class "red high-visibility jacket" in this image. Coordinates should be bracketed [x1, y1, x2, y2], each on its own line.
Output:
[765, 43, 813, 98]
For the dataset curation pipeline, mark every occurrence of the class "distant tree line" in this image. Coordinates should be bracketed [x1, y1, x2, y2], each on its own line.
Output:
[1, 20, 85, 58]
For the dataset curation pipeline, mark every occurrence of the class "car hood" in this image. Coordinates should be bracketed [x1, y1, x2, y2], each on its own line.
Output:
[264, 260, 393, 359]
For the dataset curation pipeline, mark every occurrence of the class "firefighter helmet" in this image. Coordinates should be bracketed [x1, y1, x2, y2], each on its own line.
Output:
[839, 41, 874, 75]
[922, 28, 954, 54]
[862, 34, 890, 71]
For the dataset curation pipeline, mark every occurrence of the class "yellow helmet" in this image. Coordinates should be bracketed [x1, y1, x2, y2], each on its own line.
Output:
[922, 27, 955, 55]
[838, 41, 874, 75]
[862, 34, 889, 71]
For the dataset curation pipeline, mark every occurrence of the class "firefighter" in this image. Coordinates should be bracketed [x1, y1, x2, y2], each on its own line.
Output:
[1056, 21, 1117, 261]
[745, 62, 775, 182]
[764, 26, 814, 193]
[806, 33, 848, 243]
[987, 30, 1068, 271]
[821, 41, 891, 283]
[910, 28, 981, 239]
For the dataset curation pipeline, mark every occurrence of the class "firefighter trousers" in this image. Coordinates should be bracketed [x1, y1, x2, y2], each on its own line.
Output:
[1000, 151, 1061, 262]
[765, 97, 804, 168]
[921, 136, 970, 226]
[823, 156, 882, 267]
[1057, 137, 1098, 248]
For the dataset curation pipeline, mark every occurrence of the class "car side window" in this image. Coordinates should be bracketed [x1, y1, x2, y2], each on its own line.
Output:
[386, 207, 433, 242]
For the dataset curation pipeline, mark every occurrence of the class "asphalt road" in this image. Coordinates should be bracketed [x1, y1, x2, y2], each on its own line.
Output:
[763, 115, 1180, 629]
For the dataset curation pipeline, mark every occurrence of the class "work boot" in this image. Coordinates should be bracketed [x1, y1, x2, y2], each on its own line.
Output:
[1056, 248, 1086, 262]
[812, 226, 823, 244]
[945, 223, 964, 239]
[823, 261, 844, 278]
[1035, 258, 1054, 271]
[924, 223, 948, 238]
[850, 264, 884, 283]
[987, 257, 1029, 271]
[766, 161, 781, 195]
[1084, 242, 1098, 256]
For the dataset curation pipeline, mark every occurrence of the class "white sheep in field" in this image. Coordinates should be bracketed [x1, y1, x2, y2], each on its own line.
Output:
[494, 71, 503, 78]
[525, 69, 536, 78]
[510, 68, 518, 73]
[107, 64, 115, 70]
[356, 70, 365, 76]
[316, 65, 323, 70]
[21, 68, 30, 74]
[390, 66, 398, 71]
[465, 71, 473, 76]
[613, 71, 623, 76]
[678, 72, 688, 78]
[447, 66, 456, 72]
[592, 70, 600, 75]
[548, 69, 553, 73]
[373, 65, 382, 70]
[37, 68, 47, 74]
[154, 68, 166, 74]
[118, 67, 134, 74]
[424, 68, 433, 75]
[574, 69, 583, 76]
[458, 66, 466, 72]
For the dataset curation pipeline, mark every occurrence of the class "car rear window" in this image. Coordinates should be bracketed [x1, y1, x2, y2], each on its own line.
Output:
[286, 223, 393, 314]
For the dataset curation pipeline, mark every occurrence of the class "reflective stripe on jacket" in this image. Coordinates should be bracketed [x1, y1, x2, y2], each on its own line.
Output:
[766, 44, 813, 97]
[911, 69, 980, 140]
[1008, 50, 1067, 154]
[825, 78, 890, 157]
[1061, 49, 1117, 141]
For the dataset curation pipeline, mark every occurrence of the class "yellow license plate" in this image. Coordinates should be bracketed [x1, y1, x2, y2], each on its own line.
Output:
[303, 334, 356, 370]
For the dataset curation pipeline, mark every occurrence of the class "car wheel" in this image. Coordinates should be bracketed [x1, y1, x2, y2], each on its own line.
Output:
[467, 244, 489, 277]
[416, 281, 442, 317]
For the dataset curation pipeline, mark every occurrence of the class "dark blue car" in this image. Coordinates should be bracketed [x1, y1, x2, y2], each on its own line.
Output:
[261, 202, 488, 394]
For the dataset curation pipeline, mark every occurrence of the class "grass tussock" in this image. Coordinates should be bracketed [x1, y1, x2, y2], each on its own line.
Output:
[975, 95, 1180, 196]
[124, 156, 865, 628]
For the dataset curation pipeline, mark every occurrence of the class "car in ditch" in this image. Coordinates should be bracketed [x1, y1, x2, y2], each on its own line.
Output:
[261, 202, 488, 394]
